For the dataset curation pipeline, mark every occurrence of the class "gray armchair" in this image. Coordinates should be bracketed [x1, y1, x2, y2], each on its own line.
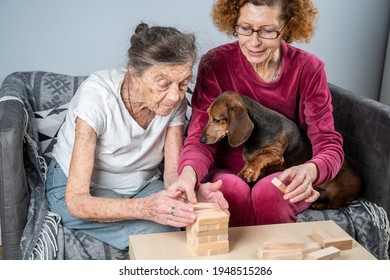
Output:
[1, 71, 389, 259]
[0, 72, 128, 259]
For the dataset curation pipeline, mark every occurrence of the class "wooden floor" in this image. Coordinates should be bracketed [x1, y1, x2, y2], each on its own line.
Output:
[0, 246, 3, 260]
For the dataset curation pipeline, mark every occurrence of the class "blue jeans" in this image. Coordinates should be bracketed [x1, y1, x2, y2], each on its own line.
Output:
[45, 158, 179, 250]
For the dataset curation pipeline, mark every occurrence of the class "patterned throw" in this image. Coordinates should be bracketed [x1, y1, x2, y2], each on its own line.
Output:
[34, 103, 69, 165]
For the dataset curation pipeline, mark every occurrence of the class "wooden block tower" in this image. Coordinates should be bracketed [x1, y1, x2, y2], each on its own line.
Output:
[186, 203, 229, 256]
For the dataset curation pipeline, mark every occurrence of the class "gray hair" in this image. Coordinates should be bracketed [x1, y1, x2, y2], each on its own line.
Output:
[128, 22, 197, 75]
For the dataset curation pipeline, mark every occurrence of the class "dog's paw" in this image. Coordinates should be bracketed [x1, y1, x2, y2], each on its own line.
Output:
[237, 169, 260, 183]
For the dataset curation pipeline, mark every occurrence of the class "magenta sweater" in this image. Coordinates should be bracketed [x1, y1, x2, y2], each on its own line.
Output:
[179, 41, 344, 185]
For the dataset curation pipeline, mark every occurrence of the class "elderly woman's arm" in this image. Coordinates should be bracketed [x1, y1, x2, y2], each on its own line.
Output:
[163, 125, 184, 187]
[65, 118, 195, 226]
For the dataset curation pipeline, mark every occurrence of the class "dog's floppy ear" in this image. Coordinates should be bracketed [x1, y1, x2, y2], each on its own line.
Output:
[227, 105, 254, 147]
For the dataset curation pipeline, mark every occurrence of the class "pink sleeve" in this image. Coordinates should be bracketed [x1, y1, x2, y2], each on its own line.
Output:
[299, 61, 344, 185]
[178, 54, 221, 182]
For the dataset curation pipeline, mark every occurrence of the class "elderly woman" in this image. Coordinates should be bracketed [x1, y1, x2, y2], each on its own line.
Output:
[45, 23, 210, 250]
[173, 0, 344, 227]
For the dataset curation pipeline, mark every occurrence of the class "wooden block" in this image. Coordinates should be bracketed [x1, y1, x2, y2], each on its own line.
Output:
[270, 250, 304, 260]
[218, 234, 229, 241]
[188, 233, 229, 247]
[257, 247, 304, 260]
[208, 224, 222, 230]
[189, 241, 229, 256]
[312, 228, 333, 243]
[271, 177, 287, 193]
[187, 220, 228, 234]
[197, 240, 229, 250]
[303, 242, 322, 254]
[263, 237, 305, 249]
[194, 247, 229, 257]
[311, 228, 353, 250]
[195, 209, 229, 226]
[322, 237, 353, 250]
[189, 228, 228, 237]
[209, 247, 229, 256]
[307, 246, 341, 260]
[192, 202, 220, 210]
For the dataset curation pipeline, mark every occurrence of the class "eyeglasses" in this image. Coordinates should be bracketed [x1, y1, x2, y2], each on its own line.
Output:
[233, 18, 291, 39]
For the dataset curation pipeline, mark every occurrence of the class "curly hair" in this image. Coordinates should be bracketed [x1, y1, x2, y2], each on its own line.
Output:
[211, 0, 318, 43]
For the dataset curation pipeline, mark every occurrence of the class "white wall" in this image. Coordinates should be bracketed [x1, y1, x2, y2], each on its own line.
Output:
[1, 0, 389, 100]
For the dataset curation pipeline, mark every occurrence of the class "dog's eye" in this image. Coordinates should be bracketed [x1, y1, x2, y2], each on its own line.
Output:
[212, 118, 227, 124]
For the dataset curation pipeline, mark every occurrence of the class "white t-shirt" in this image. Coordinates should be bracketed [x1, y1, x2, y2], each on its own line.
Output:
[53, 68, 187, 195]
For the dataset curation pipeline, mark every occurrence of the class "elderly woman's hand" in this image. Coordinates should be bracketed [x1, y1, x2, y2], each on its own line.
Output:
[278, 162, 320, 203]
[143, 189, 196, 227]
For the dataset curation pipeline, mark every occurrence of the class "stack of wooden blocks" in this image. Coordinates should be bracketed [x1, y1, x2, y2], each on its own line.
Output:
[186, 202, 229, 256]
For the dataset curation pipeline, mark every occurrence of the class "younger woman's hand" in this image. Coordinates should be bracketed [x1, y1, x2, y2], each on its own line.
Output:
[197, 180, 229, 215]
[166, 166, 198, 204]
[278, 162, 320, 203]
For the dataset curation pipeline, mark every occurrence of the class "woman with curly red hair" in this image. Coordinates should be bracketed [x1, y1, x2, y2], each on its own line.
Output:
[171, 0, 344, 227]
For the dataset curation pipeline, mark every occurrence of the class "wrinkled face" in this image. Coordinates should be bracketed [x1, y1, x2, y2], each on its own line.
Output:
[237, 3, 284, 66]
[133, 61, 193, 116]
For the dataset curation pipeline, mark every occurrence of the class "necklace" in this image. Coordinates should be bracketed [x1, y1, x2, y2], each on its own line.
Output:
[271, 49, 282, 81]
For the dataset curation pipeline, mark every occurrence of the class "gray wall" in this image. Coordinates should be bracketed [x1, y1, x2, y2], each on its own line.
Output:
[0, 0, 389, 99]
[296, 0, 390, 101]
[0, 0, 231, 84]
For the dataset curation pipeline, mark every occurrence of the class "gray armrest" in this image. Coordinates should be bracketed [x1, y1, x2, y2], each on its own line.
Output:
[330, 83, 390, 217]
[0, 99, 28, 259]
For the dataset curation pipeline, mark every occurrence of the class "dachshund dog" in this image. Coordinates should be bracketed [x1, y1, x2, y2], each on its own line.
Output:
[199, 91, 361, 210]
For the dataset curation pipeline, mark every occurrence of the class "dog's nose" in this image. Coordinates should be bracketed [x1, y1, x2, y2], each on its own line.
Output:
[199, 135, 206, 143]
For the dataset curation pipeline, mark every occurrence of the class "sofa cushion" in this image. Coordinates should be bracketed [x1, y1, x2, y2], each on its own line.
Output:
[330, 83, 390, 217]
